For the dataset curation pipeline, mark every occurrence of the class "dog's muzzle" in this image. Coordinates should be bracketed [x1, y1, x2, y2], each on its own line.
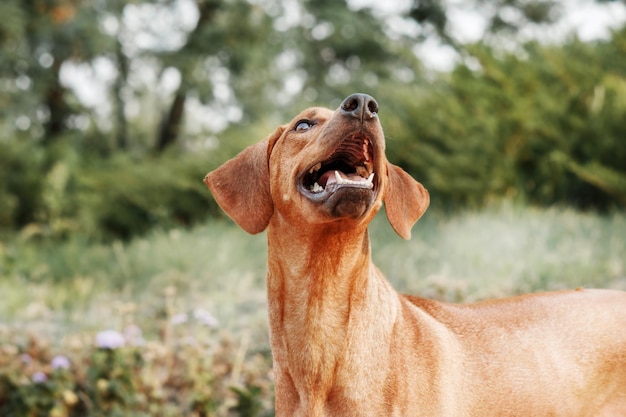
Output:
[297, 94, 381, 219]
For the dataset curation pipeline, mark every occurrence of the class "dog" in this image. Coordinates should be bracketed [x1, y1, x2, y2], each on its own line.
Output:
[205, 93, 626, 416]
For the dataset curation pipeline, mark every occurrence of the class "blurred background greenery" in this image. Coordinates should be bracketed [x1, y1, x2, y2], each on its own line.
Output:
[0, 0, 624, 241]
[1, 0, 626, 415]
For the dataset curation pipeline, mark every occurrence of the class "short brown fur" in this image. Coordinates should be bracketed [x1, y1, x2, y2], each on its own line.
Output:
[205, 95, 626, 416]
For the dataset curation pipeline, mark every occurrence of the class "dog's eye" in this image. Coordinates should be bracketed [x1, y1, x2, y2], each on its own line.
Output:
[295, 120, 314, 132]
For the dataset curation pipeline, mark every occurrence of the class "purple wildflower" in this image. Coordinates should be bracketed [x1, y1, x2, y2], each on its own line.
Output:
[51, 355, 71, 370]
[193, 308, 219, 328]
[95, 330, 125, 349]
[170, 313, 189, 326]
[124, 324, 145, 346]
[32, 371, 48, 383]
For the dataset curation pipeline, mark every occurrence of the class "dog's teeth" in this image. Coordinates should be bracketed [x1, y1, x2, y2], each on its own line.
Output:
[330, 170, 376, 188]
[356, 166, 369, 178]
[334, 171, 352, 185]
[309, 163, 321, 174]
[311, 182, 323, 193]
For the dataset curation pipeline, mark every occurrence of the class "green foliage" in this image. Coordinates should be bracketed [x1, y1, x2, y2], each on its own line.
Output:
[1, 207, 625, 414]
[0, 0, 111, 144]
[371, 204, 626, 301]
[0, 327, 271, 417]
[76, 152, 220, 240]
[0, 141, 46, 228]
[383, 29, 626, 209]
[230, 386, 268, 417]
[1, 0, 625, 239]
[408, 0, 561, 44]
[0, 141, 221, 240]
[553, 152, 626, 205]
[86, 348, 142, 415]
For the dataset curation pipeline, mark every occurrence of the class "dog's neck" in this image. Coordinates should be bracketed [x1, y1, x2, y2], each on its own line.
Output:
[265, 214, 399, 395]
[266, 217, 373, 327]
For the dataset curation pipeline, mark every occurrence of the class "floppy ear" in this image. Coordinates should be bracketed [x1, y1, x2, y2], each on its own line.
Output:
[204, 130, 281, 234]
[384, 163, 430, 240]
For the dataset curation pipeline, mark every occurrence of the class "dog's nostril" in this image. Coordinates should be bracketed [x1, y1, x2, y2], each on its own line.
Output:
[367, 98, 378, 115]
[341, 93, 379, 119]
[342, 96, 360, 113]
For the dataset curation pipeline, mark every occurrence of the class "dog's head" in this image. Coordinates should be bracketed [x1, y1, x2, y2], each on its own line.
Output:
[204, 94, 429, 239]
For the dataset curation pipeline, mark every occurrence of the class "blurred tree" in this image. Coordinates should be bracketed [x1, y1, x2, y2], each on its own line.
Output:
[109, 0, 130, 151]
[156, 0, 221, 152]
[0, 0, 111, 228]
[0, 0, 111, 147]
[291, 0, 409, 102]
[408, 0, 561, 48]
[0, 0, 624, 237]
[384, 27, 626, 209]
[153, 0, 419, 150]
[155, 0, 283, 151]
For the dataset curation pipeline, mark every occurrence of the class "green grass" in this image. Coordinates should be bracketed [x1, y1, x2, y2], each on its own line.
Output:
[373, 204, 626, 301]
[2, 204, 626, 338]
[1, 204, 625, 415]
[1, 220, 270, 344]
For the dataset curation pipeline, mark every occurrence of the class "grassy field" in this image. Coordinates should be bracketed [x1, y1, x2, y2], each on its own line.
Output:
[1, 204, 625, 415]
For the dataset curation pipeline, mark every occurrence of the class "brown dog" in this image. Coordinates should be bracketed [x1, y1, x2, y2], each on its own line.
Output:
[205, 94, 626, 416]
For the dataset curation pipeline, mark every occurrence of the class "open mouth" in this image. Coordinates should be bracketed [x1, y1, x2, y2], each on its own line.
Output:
[300, 134, 375, 199]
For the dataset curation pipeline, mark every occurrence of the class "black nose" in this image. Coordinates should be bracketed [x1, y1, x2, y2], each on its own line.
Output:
[340, 93, 379, 120]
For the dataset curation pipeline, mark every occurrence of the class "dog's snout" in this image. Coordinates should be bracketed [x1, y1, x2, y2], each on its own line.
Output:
[341, 93, 379, 120]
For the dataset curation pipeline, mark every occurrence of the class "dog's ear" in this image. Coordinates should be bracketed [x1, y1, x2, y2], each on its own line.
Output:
[204, 128, 283, 234]
[384, 163, 429, 240]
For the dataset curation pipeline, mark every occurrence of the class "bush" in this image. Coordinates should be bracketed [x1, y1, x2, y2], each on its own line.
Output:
[0, 141, 47, 228]
[0, 141, 224, 241]
[381, 30, 626, 210]
[76, 152, 222, 240]
[0, 322, 273, 416]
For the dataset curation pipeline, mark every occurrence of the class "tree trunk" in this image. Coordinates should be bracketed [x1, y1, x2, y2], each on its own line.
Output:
[156, 91, 186, 152]
[114, 35, 129, 151]
[153, 0, 220, 153]
[43, 59, 69, 146]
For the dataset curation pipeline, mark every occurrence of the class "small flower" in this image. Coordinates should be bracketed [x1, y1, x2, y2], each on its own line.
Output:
[62, 390, 78, 406]
[51, 355, 71, 370]
[123, 324, 145, 346]
[97, 378, 109, 392]
[32, 371, 48, 383]
[170, 313, 188, 326]
[95, 330, 125, 349]
[20, 353, 32, 365]
[193, 308, 219, 328]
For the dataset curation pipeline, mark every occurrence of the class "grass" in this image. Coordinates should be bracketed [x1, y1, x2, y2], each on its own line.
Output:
[2, 220, 268, 334]
[1, 204, 625, 415]
[3, 202, 626, 342]
[373, 204, 626, 301]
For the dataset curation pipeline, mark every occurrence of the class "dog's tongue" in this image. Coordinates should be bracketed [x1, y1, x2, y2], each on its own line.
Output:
[319, 170, 335, 187]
